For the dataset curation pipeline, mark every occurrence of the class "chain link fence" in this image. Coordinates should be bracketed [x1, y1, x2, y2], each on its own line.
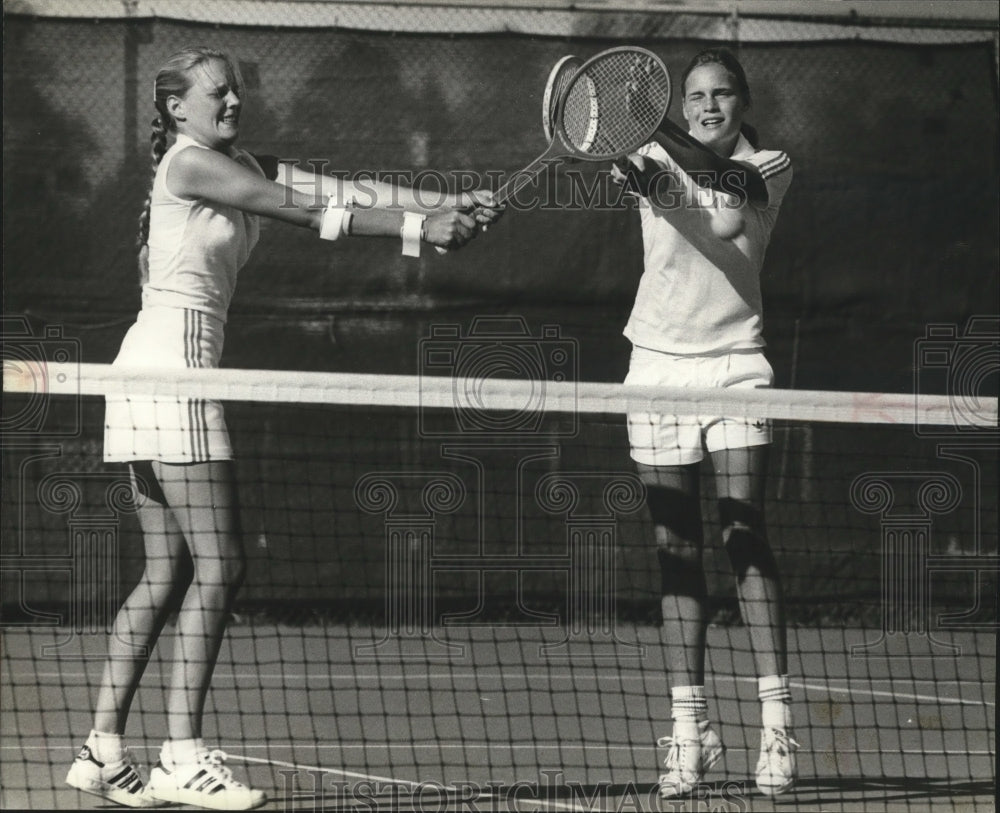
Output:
[4, 4, 998, 377]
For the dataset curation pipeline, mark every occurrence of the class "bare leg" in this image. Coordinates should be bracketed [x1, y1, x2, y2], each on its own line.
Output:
[637, 462, 706, 687]
[711, 446, 786, 677]
[152, 460, 246, 740]
[93, 463, 192, 734]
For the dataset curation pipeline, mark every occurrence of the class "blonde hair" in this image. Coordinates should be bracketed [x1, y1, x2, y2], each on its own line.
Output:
[136, 47, 242, 283]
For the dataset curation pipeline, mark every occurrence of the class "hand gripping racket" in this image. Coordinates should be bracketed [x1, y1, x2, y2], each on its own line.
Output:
[437, 54, 582, 254]
[429, 60, 590, 258]
[497, 46, 672, 206]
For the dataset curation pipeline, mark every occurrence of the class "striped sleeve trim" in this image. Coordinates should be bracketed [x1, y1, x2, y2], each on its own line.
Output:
[756, 151, 791, 180]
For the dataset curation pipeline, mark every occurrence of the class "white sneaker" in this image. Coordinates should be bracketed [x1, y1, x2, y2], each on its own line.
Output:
[755, 727, 799, 796]
[657, 720, 726, 798]
[147, 749, 267, 810]
[66, 744, 159, 808]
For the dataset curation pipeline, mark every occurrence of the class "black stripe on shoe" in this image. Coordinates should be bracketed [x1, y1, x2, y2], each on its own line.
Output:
[196, 776, 219, 793]
[184, 769, 208, 790]
[108, 766, 134, 786]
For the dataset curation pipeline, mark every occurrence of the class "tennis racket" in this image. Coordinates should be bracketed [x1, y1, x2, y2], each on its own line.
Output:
[542, 55, 583, 143]
[434, 56, 583, 256]
[497, 46, 672, 206]
[436, 53, 585, 254]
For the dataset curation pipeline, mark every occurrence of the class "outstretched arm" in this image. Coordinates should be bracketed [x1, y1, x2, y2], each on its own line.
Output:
[169, 147, 486, 250]
[278, 162, 500, 224]
[650, 119, 768, 206]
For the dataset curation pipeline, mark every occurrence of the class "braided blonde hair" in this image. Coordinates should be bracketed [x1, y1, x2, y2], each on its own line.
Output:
[136, 47, 241, 283]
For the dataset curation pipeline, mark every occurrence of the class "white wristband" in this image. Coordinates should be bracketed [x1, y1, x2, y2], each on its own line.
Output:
[320, 200, 352, 241]
[401, 212, 426, 257]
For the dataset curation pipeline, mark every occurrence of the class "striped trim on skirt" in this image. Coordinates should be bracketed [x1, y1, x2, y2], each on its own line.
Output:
[104, 307, 233, 463]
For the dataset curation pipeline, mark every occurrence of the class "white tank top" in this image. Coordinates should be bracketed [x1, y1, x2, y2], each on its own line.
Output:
[142, 133, 262, 322]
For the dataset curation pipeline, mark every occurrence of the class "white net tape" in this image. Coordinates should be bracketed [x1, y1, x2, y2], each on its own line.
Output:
[5, 361, 997, 427]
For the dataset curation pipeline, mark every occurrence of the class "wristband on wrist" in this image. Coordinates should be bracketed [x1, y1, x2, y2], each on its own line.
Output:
[401, 212, 426, 258]
[319, 198, 353, 241]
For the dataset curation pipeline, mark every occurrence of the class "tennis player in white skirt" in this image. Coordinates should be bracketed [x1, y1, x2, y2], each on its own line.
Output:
[103, 143, 244, 466]
[67, 46, 501, 810]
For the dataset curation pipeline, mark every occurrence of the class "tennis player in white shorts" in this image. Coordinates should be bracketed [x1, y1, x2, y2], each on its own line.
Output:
[625, 346, 773, 467]
[68, 46, 501, 812]
[613, 47, 797, 800]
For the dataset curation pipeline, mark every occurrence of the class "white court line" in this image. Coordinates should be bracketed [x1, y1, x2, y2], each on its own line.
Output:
[14, 669, 995, 707]
[238, 753, 429, 789]
[6, 744, 995, 757]
[232, 754, 593, 813]
[786, 679, 996, 707]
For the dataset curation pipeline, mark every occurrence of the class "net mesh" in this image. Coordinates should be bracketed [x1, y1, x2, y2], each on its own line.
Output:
[2, 362, 997, 811]
[3, 2, 998, 811]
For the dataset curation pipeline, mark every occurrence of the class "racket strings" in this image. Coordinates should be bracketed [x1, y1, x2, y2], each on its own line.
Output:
[498, 47, 670, 204]
[562, 52, 671, 158]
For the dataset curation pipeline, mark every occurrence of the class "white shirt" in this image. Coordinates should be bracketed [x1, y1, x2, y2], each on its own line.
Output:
[142, 133, 263, 322]
[624, 133, 792, 355]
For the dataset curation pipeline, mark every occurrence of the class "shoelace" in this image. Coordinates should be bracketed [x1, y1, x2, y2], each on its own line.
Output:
[123, 749, 143, 778]
[656, 736, 697, 773]
[763, 730, 800, 758]
[196, 749, 255, 791]
[196, 749, 237, 784]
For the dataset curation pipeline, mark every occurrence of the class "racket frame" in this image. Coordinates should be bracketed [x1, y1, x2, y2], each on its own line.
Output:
[542, 55, 582, 143]
[553, 45, 671, 162]
[497, 46, 671, 205]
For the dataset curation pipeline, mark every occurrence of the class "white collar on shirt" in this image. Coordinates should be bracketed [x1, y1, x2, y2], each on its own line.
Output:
[730, 133, 755, 160]
[687, 130, 754, 161]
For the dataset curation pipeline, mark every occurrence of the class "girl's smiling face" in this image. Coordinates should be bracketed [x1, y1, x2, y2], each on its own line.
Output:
[169, 58, 243, 151]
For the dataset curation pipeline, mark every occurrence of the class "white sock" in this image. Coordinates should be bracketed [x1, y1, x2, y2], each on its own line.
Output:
[86, 730, 125, 764]
[758, 674, 793, 730]
[160, 737, 205, 769]
[671, 685, 708, 740]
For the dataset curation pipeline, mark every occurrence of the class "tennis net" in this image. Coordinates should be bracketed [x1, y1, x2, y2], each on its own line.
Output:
[2, 360, 996, 811]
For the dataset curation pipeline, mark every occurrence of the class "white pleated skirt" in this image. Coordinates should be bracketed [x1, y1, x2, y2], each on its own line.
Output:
[104, 307, 232, 463]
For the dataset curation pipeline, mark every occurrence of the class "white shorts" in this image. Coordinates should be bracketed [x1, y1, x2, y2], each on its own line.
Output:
[625, 345, 773, 466]
[104, 307, 232, 463]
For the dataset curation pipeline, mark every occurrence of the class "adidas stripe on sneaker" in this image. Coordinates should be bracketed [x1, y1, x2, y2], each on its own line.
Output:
[146, 749, 266, 811]
[66, 745, 159, 808]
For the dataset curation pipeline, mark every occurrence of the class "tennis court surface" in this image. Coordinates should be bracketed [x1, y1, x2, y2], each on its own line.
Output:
[2, 626, 995, 811]
[2, 366, 996, 812]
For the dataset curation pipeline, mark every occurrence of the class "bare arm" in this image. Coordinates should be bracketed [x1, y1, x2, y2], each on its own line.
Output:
[170, 147, 323, 229]
[279, 163, 497, 218]
[168, 147, 485, 247]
